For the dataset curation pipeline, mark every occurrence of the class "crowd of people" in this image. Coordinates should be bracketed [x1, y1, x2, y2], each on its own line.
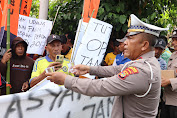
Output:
[0, 14, 177, 118]
[0, 32, 75, 93]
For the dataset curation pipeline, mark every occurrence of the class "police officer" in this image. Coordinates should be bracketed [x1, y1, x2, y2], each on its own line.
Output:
[46, 14, 168, 118]
[160, 29, 177, 118]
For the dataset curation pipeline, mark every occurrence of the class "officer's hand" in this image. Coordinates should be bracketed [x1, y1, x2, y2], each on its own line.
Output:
[46, 72, 66, 85]
[47, 62, 62, 72]
[161, 76, 171, 87]
[72, 64, 90, 75]
[1, 49, 12, 64]
[21, 81, 29, 92]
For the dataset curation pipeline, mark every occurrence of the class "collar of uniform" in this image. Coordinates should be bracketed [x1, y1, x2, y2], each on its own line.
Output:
[137, 57, 142, 60]
[137, 51, 155, 60]
[45, 55, 53, 62]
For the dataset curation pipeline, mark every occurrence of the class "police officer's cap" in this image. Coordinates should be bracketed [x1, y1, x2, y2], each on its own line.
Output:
[127, 14, 169, 37]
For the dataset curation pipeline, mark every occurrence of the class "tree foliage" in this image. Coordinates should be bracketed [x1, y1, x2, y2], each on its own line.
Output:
[48, 0, 82, 34]
[31, 0, 177, 38]
[30, 0, 40, 18]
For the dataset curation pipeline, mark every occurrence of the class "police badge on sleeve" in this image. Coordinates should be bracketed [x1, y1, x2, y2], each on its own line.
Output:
[118, 67, 139, 80]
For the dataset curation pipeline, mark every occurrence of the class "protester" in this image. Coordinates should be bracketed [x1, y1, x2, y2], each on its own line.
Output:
[65, 32, 75, 48]
[61, 33, 75, 60]
[154, 38, 167, 70]
[29, 34, 74, 87]
[154, 38, 167, 118]
[112, 37, 131, 66]
[105, 38, 114, 54]
[103, 40, 119, 66]
[161, 36, 172, 64]
[45, 14, 168, 118]
[0, 37, 34, 94]
[160, 29, 177, 118]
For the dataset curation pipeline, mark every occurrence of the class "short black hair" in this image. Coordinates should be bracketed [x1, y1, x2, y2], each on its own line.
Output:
[141, 33, 157, 48]
[66, 32, 75, 45]
[60, 35, 67, 44]
[113, 40, 119, 47]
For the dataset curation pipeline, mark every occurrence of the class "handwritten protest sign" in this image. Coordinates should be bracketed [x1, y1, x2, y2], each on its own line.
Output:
[73, 18, 112, 78]
[17, 15, 52, 55]
[71, 19, 88, 63]
[74, 18, 112, 66]
[0, 87, 114, 118]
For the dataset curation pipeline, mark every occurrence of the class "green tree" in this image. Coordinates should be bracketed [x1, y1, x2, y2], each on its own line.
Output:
[48, 0, 82, 34]
[31, 0, 177, 38]
[30, 0, 40, 18]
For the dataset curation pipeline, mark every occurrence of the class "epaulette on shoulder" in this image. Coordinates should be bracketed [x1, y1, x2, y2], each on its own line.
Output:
[132, 58, 154, 70]
[130, 58, 146, 63]
[126, 59, 147, 68]
[137, 58, 146, 63]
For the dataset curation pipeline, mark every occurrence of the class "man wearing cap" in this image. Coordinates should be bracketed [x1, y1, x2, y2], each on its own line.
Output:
[154, 37, 167, 117]
[0, 37, 34, 94]
[161, 36, 172, 64]
[104, 40, 120, 66]
[161, 29, 177, 118]
[113, 37, 131, 66]
[45, 14, 168, 118]
[154, 38, 167, 70]
[29, 34, 74, 88]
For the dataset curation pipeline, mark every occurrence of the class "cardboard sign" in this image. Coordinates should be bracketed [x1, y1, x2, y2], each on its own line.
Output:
[17, 15, 53, 55]
[161, 70, 175, 79]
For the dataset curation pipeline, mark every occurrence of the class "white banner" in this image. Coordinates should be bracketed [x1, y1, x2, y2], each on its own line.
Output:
[17, 15, 53, 55]
[0, 87, 114, 118]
